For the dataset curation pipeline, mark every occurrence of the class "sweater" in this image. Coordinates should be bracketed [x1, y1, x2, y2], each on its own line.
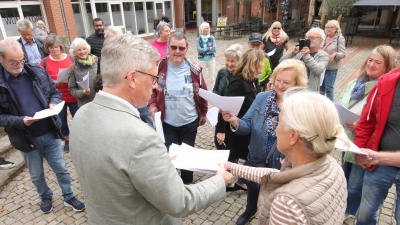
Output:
[86, 32, 105, 58]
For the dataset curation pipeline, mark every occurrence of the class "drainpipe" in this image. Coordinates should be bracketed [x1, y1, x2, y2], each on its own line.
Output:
[59, 0, 71, 45]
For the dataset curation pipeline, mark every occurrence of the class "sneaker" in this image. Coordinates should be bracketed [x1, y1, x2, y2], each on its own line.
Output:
[64, 140, 69, 153]
[344, 213, 355, 220]
[40, 198, 53, 214]
[64, 197, 85, 212]
[0, 157, 15, 169]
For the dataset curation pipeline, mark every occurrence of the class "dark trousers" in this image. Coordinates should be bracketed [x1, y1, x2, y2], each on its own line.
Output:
[163, 118, 199, 184]
[58, 101, 79, 137]
[245, 180, 260, 215]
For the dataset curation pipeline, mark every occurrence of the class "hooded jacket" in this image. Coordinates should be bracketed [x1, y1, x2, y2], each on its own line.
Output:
[148, 56, 208, 122]
[354, 68, 400, 171]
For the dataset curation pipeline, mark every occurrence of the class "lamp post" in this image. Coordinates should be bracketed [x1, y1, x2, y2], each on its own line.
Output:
[281, 0, 289, 30]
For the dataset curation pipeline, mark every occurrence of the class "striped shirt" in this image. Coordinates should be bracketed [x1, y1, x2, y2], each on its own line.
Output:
[231, 164, 307, 225]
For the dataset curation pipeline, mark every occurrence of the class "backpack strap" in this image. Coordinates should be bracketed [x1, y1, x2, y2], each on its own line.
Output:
[67, 54, 75, 63]
[43, 57, 47, 70]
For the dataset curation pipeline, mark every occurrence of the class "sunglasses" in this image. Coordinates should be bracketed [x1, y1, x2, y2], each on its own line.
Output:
[273, 27, 281, 30]
[169, 45, 187, 51]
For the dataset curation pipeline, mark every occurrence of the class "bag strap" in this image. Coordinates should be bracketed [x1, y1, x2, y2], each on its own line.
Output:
[43, 57, 47, 70]
[348, 92, 369, 110]
[266, 139, 277, 163]
[67, 54, 75, 63]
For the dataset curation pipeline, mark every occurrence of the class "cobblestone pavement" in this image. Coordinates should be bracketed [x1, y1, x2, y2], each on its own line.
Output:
[0, 31, 397, 225]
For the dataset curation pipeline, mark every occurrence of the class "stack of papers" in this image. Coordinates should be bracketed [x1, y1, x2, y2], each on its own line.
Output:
[199, 89, 244, 116]
[335, 100, 360, 124]
[335, 139, 367, 155]
[24, 101, 65, 120]
[169, 143, 230, 173]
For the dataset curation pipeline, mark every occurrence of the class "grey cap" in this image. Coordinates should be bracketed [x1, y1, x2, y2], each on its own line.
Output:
[249, 33, 263, 43]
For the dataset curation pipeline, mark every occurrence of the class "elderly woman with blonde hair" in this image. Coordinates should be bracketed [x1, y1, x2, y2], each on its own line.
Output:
[196, 22, 216, 83]
[221, 59, 308, 225]
[223, 88, 348, 225]
[34, 20, 48, 39]
[262, 21, 290, 70]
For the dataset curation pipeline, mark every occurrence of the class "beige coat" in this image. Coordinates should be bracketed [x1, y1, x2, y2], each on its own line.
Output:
[258, 155, 347, 225]
[324, 34, 346, 70]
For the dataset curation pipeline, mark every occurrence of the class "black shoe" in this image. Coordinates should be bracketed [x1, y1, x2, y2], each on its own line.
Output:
[236, 211, 256, 225]
[226, 184, 240, 192]
[0, 157, 15, 170]
[64, 141, 69, 153]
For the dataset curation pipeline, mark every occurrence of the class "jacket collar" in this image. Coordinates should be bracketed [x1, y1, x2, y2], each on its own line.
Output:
[92, 92, 140, 118]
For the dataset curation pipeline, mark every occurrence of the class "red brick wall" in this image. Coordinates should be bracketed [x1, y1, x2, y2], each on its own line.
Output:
[174, 0, 183, 29]
[42, 0, 77, 42]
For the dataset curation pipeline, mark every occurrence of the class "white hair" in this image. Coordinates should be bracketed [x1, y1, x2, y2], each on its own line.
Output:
[199, 22, 210, 35]
[224, 44, 243, 59]
[0, 38, 22, 59]
[69, 38, 91, 56]
[36, 20, 45, 26]
[305, 27, 326, 48]
[17, 19, 33, 31]
[104, 26, 123, 39]
[281, 87, 349, 156]
[101, 34, 160, 87]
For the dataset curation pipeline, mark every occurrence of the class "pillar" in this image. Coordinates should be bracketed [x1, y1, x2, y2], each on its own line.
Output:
[196, 0, 202, 26]
[174, 0, 184, 32]
[42, 0, 77, 42]
[212, 0, 217, 26]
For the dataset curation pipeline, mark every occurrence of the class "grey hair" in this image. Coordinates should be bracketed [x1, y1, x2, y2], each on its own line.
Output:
[169, 32, 188, 46]
[224, 44, 243, 59]
[44, 35, 65, 53]
[104, 26, 123, 39]
[101, 34, 160, 87]
[306, 27, 326, 48]
[17, 19, 33, 31]
[0, 38, 22, 59]
[69, 38, 91, 55]
[199, 22, 210, 35]
[157, 22, 170, 37]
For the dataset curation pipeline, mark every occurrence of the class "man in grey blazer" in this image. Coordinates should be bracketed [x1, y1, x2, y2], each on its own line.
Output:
[70, 34, 233, 225]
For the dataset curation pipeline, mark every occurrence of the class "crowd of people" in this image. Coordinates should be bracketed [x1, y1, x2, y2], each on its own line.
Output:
[0, 16, 399, 225]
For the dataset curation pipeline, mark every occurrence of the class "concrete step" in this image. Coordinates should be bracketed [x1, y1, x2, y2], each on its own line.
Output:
[0, 135, 26, 190]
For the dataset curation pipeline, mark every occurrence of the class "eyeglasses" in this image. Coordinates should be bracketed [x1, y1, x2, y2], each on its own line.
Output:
[137, 71, 159, 85]
[273, 27, 281, 30]
[76, 48, 87, 52]
[271, 116, 279, 129]
[325, 26, 336, 29]
[169, 45, 187, 51]
[6, 59, 25, 66]
[306, 36, 321, 40]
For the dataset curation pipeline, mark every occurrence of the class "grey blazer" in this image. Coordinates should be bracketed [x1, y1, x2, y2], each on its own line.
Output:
[70, 93, 226, 225]
[280, 50, 329, 92]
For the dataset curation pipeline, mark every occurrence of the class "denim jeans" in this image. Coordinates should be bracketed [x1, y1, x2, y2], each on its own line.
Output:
[343, 161, 365, 215]
[153, 29, 157, 40]
[163, 119, 198, 184]
[320, 69, 338, 101]
[138, 107, 154, 129]
[21, 132, 74, 201]
[58, 101, 79, 137]
[357, 165, 400, 225]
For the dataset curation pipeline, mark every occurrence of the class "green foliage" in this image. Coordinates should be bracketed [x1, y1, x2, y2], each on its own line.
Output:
[323, 0, 358, 19]
[250, 16, 262, 22]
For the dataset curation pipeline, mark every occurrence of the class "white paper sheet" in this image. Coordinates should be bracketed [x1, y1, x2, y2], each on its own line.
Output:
[335, 139, 367, 155]
[154, 111, 165, 143]
[77, 72, 89, 90]
[169, 143, 230, 173]
[206, 107, 219, 127]
[267, 48, 276, 57]
[320, 70, 325, 86]
[24, 101, 65, 120]
[335, 100, 360, 124]
[199, 89, 244, 116]
[56, 68, 69, 83]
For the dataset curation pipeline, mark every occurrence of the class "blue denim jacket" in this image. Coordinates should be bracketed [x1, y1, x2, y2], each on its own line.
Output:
[235, 91, 284, 169]
[196, 36, 216, 59]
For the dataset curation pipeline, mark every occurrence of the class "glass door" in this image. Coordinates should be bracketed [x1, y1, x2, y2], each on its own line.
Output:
[0, 7, 22, 38]
[110, 3, 125, 32]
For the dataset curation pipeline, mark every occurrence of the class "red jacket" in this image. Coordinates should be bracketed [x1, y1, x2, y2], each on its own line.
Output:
[148, 56, 208, 122]
[354, 68, 400, 171]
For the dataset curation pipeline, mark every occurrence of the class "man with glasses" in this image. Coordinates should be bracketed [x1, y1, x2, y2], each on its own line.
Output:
[248, 33, 272, 91]
[280, 27, 328, 92]
[352, 54, 400, 225]
[149, 32, 208, 184]
[69, 34, 233, 224]
[0, 38, 85, 214]
[16, 19, 48, 65]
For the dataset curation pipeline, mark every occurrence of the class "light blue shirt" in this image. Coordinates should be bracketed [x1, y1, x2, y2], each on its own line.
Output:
[21, 38, 41, 65]
[164, 61, 197, 126]
[98, 91, 140, 117]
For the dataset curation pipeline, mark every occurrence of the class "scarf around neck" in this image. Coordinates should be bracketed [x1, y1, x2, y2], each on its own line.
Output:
[265, 89, 280, 138]
[270, 34, 282, 46]
[77, 55, 93, 66]
[200, 34, 210, 43]
[350, 76, 368, 100]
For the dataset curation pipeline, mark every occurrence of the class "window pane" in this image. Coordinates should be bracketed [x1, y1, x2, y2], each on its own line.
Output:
[156, 3, 163, 26]
[164, 1, 173, 28]
[85, 3, 94, 35]
[95, 3, 111, 27]
[135, 2, 146, 34]
[111, 4, 123, 26]
[72, 4, 86, 38]
[146, 2, 154, 34]
[0, 8, 21, 37]
[123, 2, 137, 35]
[21, 5, 44, 30]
